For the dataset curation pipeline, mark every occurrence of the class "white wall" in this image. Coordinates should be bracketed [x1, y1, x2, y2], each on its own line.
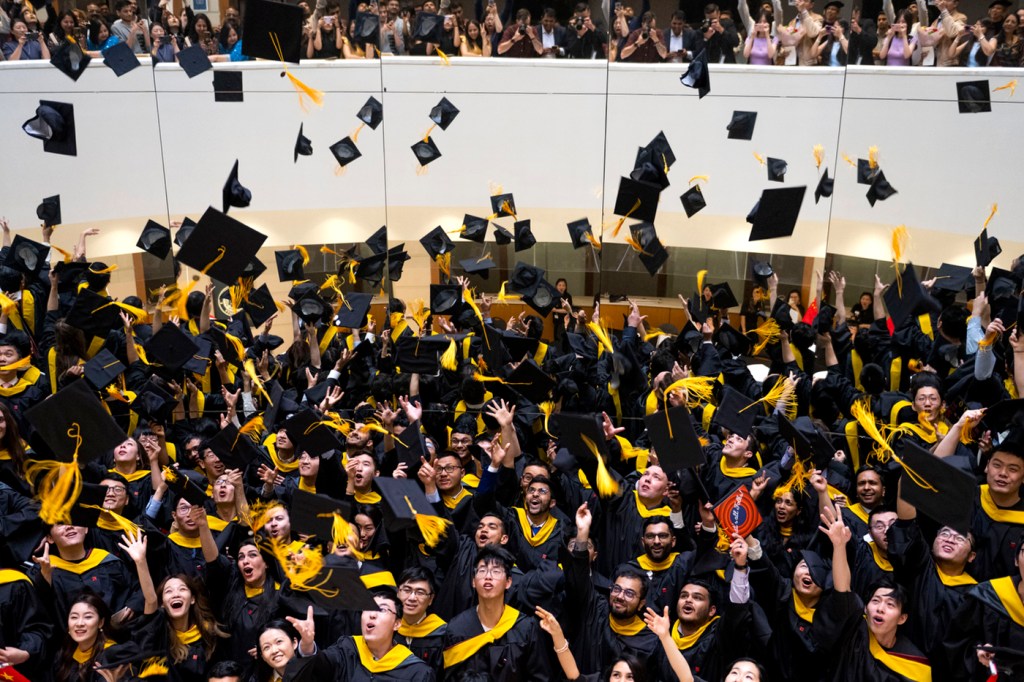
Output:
[2, 58, 1023, 306]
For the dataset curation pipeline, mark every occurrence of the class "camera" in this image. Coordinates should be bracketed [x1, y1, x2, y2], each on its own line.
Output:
[518, 23, 527, 35]
[641, 29, 649, 39]
[700, 19, 711, 31]
[25, 31, 40, 41]
[574, 17, 584, 30]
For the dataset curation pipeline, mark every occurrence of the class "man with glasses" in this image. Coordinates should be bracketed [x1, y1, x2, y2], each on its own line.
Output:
[850, 507, 897, 600]
[626, 515, 691, 613]
[291, 586, 436, 680]
[422, 451, 477, 534]
[395, 567, 446, 675]
[564, 502, 663, 676]
[442, 545, 550, 680]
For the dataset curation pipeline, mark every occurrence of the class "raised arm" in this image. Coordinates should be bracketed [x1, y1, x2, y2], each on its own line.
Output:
[535, 607, 580, 680]
[821, 501, 851, 592]
[119, 530, 159, 614]
[872, 274, 887, 322]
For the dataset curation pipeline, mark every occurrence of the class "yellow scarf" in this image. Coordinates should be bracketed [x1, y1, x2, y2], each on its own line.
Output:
[0, 569, 31, 585]
[267, 443, 300, 473]
[608, 614, 647, 637]
[398, 613, 446, 638]
[443, 606, 520, 668]
[355, 490, 382, 504]
[514, 507, 558, 547]
[72, 639, 113, 665]
[793, 591, 816, 623]
[670, 615, 719, 650]
[110, 467, 149, 483]
[633, 491, 672, 518]
[353, 636, 414, 673]
[0, 376, 36, 397]
[175, 625, 202, 645]
[50, 549, 109, 574]
[979, 485, 1024, 524]
[847, 503, 870, 524]
[719, 457, 758, 479]
[867, 631, 932, 681]
[990, 576, 1024, 627]
[298, 478, 316, 493]
[442, 487, 471, 510]
[360, 571, 396, 589]
[462, 473, 480, 489]
[779, 526, 793, 538]
[168, 532, 203, 549]
[868, 541, 893, 572]
[636, 552, 679, 572]
[935, 566, 976, 588]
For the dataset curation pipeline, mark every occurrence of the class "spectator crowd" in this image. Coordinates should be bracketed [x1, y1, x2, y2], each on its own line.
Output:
[2, 0, 1023, 65]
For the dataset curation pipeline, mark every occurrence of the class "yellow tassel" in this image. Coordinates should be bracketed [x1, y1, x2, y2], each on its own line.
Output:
[436, 253, 451, 278]
[697, 269, 708, 295]
[624, 234, 650, 256]
[224, 333, 247, 364]
[959, 419, 975, 446]
[244, 359, 272, 405]
[409, 299, 431, 329]
[436, 48, 451, 65]
[284, 71, 324, 109]
[753, 152, 765, 165]
[498, 281, 521, 303]
[348, 261, 358, 284]
[50, 244, 74, 263]
[423, 124, 437, 143]
[891, 225, 909, 297]
[293, 245, 310, 266]
[740, 375, 794, 420]
[813, 144, 824, 169]
[538, 401, 555, 437]
[611, 199, 641, 238]
[842, 154, 856, 167]
[850, 398, 895, 462]
[89, 264, 118, 275]
[139, 658, 169, 678]
[331, 512, 367, 561]
[715, 525, 733, 553]
[471, 372, 507, 384]
[982, 203, 998, 231]
[239, 415, 265, 442]
[320, 245, 339, 256]
[351, 122, 365, 143]
[662, 375, 716, 409]
[585, 321, 614, 355]
[462, 290, 490, 349]
[26, 459, 82, 525]
[441, 338, 458, 371]
[775, 454, 809, 498]
[750, 318, 781, 355]
[82, 505, 141, 536]
[868, 146, 879, 169]
[390, 311, 405, 329]
[978, 329, 1000, 349]
[993, 79, 1017, 96]
[268, 536, 325, 590]
[105, 385, 132, 403]
[688, 175, 709, 185]
[580, 433, 619, 498]
[404, 495, 451, 548]
[584, 231, 602, 250]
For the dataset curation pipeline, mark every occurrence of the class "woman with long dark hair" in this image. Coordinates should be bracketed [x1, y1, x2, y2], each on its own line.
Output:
[757, 485, 818, 577]
[55, 593, 114, 682]
[0, 401, 30, 494]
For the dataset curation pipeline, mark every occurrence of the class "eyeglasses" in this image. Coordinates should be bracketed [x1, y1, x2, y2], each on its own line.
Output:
[528, 487, 550, 496]
[870, 521, 894, 531]
[937, 529, 969, 546]
[474, 566, 506, 578]
[643, 532, 671, 541]
[398, 586, 432, 598]
[610, 584, 638, 601]
[437, 465, 462, 474]
[106, 485, 126, 494]
[376, 606, 396, 615]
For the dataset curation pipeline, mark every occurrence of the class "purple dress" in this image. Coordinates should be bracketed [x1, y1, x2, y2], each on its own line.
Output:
[746, 36, 775, 65]
[884, 35, 914, 66]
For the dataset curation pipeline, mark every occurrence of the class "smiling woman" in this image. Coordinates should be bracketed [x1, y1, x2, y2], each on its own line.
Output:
[256, 619, 300, 682]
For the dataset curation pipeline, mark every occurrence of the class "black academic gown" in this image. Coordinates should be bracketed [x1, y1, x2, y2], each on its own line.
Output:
[396, 615, 446, 678]
[850, 538, 894, 602]
[442, 605, 551, 682]
[0, 568, 54, 681]
[659, 598, 757, 682]
[41, 548, 143, 619]
[287, 637, 435, 682]
[943, 575, 1024, 682]
[134, 610, 225, 682]
[970, 488, 1024, 581]
[625, 551, 692, 614]
[816, 590, 932, 682]
[594, 482, 675, 577]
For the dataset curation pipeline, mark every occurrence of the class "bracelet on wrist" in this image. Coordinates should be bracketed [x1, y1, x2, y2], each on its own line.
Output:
[553, 641, 569, 654]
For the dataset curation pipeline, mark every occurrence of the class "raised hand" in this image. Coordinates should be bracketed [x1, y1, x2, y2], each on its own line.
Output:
[118, 529, 148, 564]
[643, 606, 673, 639]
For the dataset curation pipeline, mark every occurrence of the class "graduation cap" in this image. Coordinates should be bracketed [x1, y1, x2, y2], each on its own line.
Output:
[710, 282, 739, 310]
[883, 263, 941, 329]
[387, 245, 410, 282]
[102, 40, 140, 77]
[36, 195, 62, 227]
[395, 335, 451, 374]
[642, 131, 676, 169]
[770, 296, 795, 333]
[778, 415, 834, 470]
[898, 440, 976, 534]
[290, 489, 351, 543]
[221, 160, 251, 214]
[294, 124, 313, 162]
[814, 302, 836, 335]
[460, 215, 489, 243]
[174, 217, 197, 247]
[204, 423, 260, 471]
[412, 12, 445, 43]
[175, 206, 267, 283]
[717, 322, 751, 356]
[493, 225, 513, 245]
[22, 102, 76, 156]
[500, 331, 539, 360]
[429, 97, 460, 130]
[752, 261, 774, 287]
[726, 111, 757, 140]
[354, 12, 380, 43]
[68, 482, 113, 530]
[24, 380, 126, 463]
[306, 564, 380, 611]
[145, 324, 201, 372]
[5, 235, 49, 276]
[137, 220, 172, 260]
[614, 177, 660, 224]
[630, 159, 669, 192]
[83, 348, 126, 391]
[366, 226, 388, 256]
[242, 284, 278, 327]
[930, 263, 974, 294]
[679, 48, 710, 98]
[748, 186, 806, 241]
[334, 292, 373, 329]
[986, 267, 1020, 303]
[505, 359, 556, 403]
[713, 386, 757, 438]
[50, 40, 91, 81]
[132, 379, 177, 423]
[330, 137, 362, 167]
[680, 185, 706, 218]
[513, 220, 536, 252]
[177, 44, 212, 78]
[567, 218, 595, 249]
[956, 80, 991, 114]
[460, 256, 495, 279]
[974, 228, 1002, 267]
[275, 249, 305, 281]
[866, 171, 897, 206]
[420, 226, 454, 260]
[551, 413, 620, 491]
[242, 0, 305, 63]
[814, 168, 834, 204]
[295, 293, 329, 325]
[645, 406, 707, 471]
[982, 398, 1024, 434]
[411, 137, 442, 166]
[490, 193, 517, 218]
[713, 484, 763, 537]
[65, 288, 122, 339]
[856, 159, 877, 185]
[164, 467, 209, 506]
[509, 262, 545, 296]
[430, 284, 462, 315]
[766, 157, 788, 183]
[357, 96, 383, 129]
[522, 279, 561, 316]
[213, 71, 243, 102]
